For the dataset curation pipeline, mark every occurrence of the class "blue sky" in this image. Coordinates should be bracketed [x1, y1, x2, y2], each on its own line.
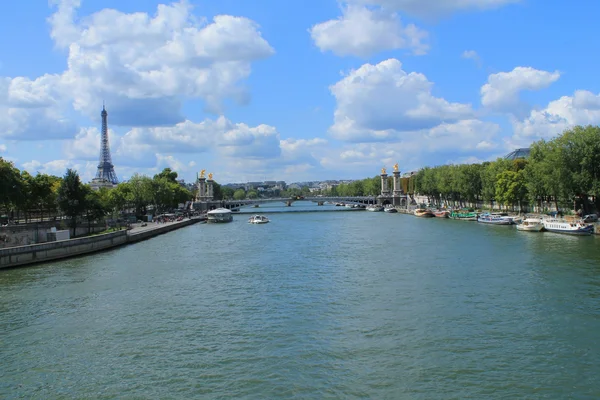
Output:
[1, 0, 599, 184]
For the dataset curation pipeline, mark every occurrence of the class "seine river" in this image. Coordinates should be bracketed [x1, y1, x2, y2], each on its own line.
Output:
[2, 202, 600, 399]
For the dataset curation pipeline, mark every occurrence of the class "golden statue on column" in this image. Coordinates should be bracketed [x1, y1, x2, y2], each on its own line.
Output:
[381, 167, 387, 174]
[208, 173, 213, 180]
[200, 170, 206, 178]
[393, 163, 399, 172]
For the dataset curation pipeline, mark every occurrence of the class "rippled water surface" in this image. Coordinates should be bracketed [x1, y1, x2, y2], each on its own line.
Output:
[2, 203, 600, 399]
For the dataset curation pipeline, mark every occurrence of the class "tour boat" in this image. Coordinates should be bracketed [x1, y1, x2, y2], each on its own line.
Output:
[384, 206, 397, 213]
[248, 215, 269, 224]
[414, 209, 435, 218]
[516, 217, 544, 232]
[433, 210, 449, 218]
[366, 205, 384, 212]
[542, 218, 593, 235]
[449, 210, 478, 221]
[207, 208, 233, 223]
[477, 213, 513, 225]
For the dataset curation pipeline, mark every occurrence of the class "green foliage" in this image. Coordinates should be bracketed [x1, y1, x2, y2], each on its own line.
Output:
[57, 169, 88, 234]
[233, 189, 246, 200]
[220, 186, 234, 200]
[410, 125, 600, 212]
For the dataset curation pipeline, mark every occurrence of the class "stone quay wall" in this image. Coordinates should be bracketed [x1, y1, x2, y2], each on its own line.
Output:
[0, 230, 128, 269]
[0, 218, 202, 269]
[0, 221, 106, 249]
[127, 218, 199, 244]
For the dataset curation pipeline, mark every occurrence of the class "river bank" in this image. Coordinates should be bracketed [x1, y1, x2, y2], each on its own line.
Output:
[0, 217, 202, 269]
[393, 206, 600, 234]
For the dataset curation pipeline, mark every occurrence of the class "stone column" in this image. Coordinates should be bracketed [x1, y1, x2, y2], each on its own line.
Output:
[206, 179, 214, 200]
[197, 177, 206, 201]
[380, 173, 390, 197]
[393, 170, 402, 205]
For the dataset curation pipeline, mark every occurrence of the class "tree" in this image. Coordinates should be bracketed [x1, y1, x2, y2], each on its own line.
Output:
[233, 189, 246, 200]
[57, 169, 88, 237]
[154, 168, 178, 183]
[495, 170, 527, 211]
[83, 186, 108, 232]
[128, 174, 154, 216]
[30, 174, 60, 221]
[220, 186, 234, 200]
[247, 190, 259, 199]
[0, 158, 22, 218]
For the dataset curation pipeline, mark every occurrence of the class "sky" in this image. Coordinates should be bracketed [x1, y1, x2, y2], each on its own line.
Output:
[1, 0, 600, 184]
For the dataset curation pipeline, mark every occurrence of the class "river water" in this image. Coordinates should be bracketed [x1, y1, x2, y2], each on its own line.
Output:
[1, 202, 600, 399]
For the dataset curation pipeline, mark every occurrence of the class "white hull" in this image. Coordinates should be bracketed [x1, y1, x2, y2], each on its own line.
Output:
[248, 215, 269, 224]
[477, 218, 512, 225]
[207, 208, 233, 223]
[516, 223, 544, 231]
[366, 206, 384, 212]
[517, 218, 544, 232]
[542, 218, 593, 235]
[478, 213, 513, 225]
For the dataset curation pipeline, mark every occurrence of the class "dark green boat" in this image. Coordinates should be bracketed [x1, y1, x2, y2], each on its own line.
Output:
[449, 210, 478, 221]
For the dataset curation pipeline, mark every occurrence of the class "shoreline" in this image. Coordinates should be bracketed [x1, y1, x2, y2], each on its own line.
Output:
[0, 217, 203, 270]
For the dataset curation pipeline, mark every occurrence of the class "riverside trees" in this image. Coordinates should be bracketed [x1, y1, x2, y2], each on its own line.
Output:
[414, 125, 600, 213]
[0, 161, 194, 226]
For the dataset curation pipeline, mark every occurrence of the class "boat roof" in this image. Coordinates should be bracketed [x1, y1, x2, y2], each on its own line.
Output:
[207, 208, 232, 214]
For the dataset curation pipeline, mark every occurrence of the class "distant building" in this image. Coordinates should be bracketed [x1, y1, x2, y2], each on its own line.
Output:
[504, 148, 531, 160]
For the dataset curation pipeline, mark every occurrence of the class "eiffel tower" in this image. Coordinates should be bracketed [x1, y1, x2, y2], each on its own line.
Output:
[90, 104, 119, 189]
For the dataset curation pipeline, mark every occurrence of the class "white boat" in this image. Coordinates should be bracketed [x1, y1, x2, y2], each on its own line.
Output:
[477, 213, 513, 225]
[542, 218, 593, 235]
[516, 217, 544, 232]
[384, 206, 397, 213]
[206, 208, 233, 223]
[248, 215, 269, 224]
[366, 205, 384, 212]
[414, 208, 435, 218]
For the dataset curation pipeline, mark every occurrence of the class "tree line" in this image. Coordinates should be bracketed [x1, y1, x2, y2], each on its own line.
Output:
[414, 125, 600, 213]
[310, 125, 600, 214]
[0, 162, 194, 235]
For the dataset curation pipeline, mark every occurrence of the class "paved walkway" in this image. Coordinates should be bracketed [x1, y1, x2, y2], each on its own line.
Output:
[127, 217, 204, 236]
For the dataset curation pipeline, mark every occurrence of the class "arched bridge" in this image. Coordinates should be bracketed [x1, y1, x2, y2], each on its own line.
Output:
[221, 196, 379, 210]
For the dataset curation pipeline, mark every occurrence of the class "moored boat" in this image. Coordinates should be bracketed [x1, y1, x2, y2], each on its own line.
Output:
[477, 213, 513, 225]
[516, 217, 544, 232]
[414, 208, 435, 218]
[207, 208, 233, 223]
[449, 210, 478, 221]
[366, 205, 384, 212]
[433, 210, 449, 218]
[248, 214, 269, 224]
[542, 218, 593, 235]
[384, 206, 397, 213]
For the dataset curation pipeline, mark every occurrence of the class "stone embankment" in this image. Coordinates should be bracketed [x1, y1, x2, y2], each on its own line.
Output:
[0, 218, 202, 269]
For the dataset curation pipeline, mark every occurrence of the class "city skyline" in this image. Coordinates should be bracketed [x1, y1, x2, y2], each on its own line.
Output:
[1, 0, 600, 184]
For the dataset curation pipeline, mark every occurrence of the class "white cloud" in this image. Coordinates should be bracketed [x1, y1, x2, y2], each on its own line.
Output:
[310, 5, 428, 57]
[321, 119, 500, 174]
[21, 159, 97, 181]
[0, 144, 6, 153]
[329, 58, 473, 142]
[116, 116, 281, 161]
[0, 106, 78, 140]
[462, 50, 481, 67]
[481, 67, 560, 116]
[510, 90, 600, 146]
[0, 0, 275, 142]
[348, 0, 521, 18]
[52, 0, 274, 122]
[63, 127, 118, 160]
